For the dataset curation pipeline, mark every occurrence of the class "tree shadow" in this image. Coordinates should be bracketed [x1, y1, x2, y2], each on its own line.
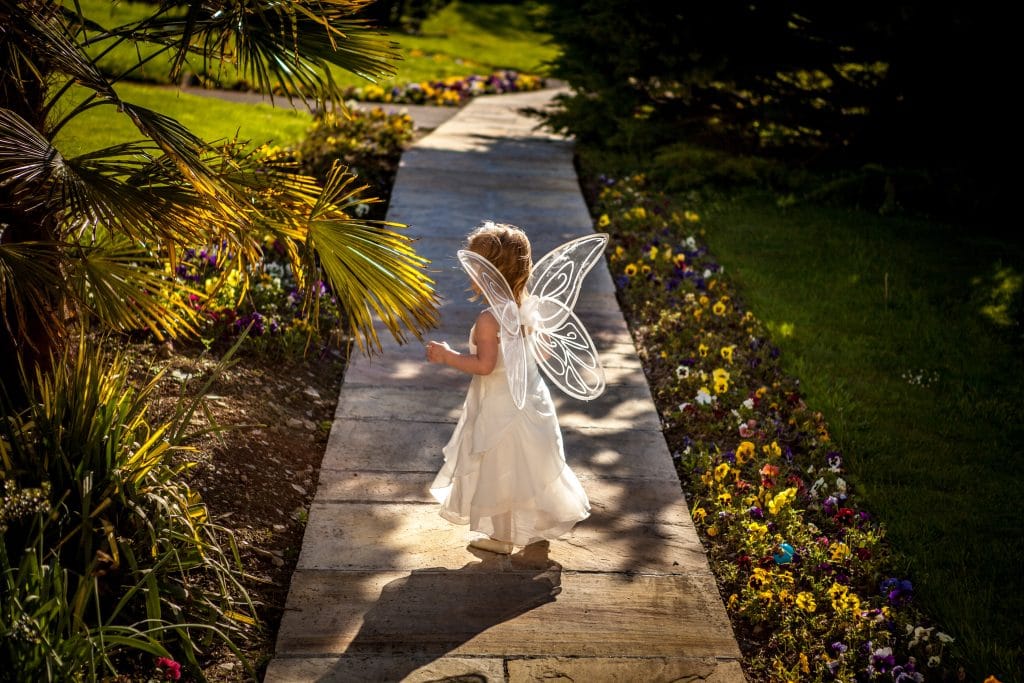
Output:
[316, 542, 561, 682]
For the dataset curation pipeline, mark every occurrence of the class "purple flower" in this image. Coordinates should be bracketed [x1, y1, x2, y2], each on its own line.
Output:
[881, 577, 914, 606]
[871, 647, 896, 673]
[830, 641, 848, 654]
[748, 506, 764, 520]
[823, 495, 838, 515]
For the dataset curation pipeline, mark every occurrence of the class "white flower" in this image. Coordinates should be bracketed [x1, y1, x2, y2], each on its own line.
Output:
[928, 656, 941, 668]
[679, 402, 691, 413]
[909, 626, 932, 648]
[935, 631, 954, 644]
[676, 365, 690, 379]
[703, 268, 713, 279]
[685, 236, 697, 249]
[835, 477, 847, 493]
[809, 477, 826, 498]
[695, 388, 714, 405]
[742, 398, 755, 410]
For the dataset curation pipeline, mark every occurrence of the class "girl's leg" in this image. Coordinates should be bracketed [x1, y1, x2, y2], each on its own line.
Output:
[468, 510, 514, 554]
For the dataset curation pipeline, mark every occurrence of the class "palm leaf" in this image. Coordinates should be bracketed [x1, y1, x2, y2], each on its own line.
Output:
[0, 108, 225, 248]
[124, 1, 398, 104]
[64, 238, 202, 340]
[305, 164, 438, 351]
[0, 241, 67, 340]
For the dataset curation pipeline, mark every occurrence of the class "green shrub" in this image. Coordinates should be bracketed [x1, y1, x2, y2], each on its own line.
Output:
[0, 336, 254, 680]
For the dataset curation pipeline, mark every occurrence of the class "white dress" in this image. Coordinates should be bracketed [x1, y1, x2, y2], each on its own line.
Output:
[430, 320, 591, 546]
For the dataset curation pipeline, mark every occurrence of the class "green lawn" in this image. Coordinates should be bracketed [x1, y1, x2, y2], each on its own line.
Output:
[53, 83, 312, 157]
[72, 0, 557, 90]
[698, 194, 1024, 679]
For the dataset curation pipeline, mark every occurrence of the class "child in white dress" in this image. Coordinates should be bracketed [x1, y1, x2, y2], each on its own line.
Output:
[425, 222, 591, 555]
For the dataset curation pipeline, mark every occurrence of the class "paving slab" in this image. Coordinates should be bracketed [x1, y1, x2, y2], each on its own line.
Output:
[266, 89, 743, 682]
[276, 569, 739, 659]
[319, 419, 678, 480]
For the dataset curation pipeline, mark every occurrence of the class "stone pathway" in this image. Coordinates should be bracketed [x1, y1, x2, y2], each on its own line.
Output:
[263, 90, 744, 682]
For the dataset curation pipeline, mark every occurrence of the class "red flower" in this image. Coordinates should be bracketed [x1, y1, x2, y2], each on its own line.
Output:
[156, 657, 181, 681]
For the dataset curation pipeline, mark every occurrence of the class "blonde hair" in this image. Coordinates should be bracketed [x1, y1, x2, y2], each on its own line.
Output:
[465, 221, 532, 304]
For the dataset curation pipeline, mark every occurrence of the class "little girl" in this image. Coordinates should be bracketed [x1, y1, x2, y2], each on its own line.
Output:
[425, 222, 591, 555]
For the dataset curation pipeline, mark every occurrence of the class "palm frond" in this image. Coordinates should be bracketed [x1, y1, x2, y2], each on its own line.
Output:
[125, 1, 398, 103]
[305, 164, 437, 352]
[0, 108, 224, 247]
[65, 238, 202, 340]
[0, 241, 66, 340]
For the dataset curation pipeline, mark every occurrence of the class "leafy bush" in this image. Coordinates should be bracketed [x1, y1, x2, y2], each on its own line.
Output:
[292, 106, 415, 208]
[1, 336, 253, 680]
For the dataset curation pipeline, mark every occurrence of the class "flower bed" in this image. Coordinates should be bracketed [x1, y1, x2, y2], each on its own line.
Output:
[592, 174, 968, 682]
[341, 70, 545, 106]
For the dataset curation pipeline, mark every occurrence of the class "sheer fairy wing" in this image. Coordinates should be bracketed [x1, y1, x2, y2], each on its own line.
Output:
[457, 249, 528, 409]
[528, 233, 609, 329]
[528, 299, 606, 401]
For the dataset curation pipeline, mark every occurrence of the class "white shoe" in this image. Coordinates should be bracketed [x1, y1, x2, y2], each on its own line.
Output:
[469, 537, 514, 554]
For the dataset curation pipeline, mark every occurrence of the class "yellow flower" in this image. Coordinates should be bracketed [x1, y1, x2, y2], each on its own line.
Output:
[624, 263, 638, 277]
[796, 592, 817, 613]
[758, 590, 774, 604]
[699, 295, 710, 307]
[714, 378, 729, 394]
[684, 210, 700, 222]
[712, 368, 730, 382]
[830, 542, 851, 562]
[613, 245, 624, 260]
[799, 653, 810, 674]
[728, 593, 739, 609]
[698, 343, 709, 357]
[736, 441, 755, 464]
[712, 300, 727, 316]
[720, 345, 736, 364]
[717, 491, 732, 505]
[692, 507, 707, 523]
[768, 488, 797, 515]
[748, 522, 768, 537]
[693, 308, 703, 321]
[706, 525, 719, 537]
[649, 245, 659, 260]
[762, 441, 782, 459]
[674, 253, 686, 268]
[714, 463, 731, 481]
[598, 213, 610, 227]
[640, 264, 651, 275]
[756, 385, 769, 399]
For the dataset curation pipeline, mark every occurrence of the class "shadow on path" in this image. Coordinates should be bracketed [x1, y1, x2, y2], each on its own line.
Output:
[316, 543, 561, 683]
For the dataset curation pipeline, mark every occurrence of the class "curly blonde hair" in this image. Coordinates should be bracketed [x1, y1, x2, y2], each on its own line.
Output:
[465, 221, 532, 304]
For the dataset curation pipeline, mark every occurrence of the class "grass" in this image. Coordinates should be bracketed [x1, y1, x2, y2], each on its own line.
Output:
[694, 192, 1024, 679]
[53, 83, 312, 156]
[72, 0, 557, 90]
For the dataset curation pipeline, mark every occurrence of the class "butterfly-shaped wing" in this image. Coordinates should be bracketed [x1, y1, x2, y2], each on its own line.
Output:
[528, 299, 605, 401]
[457, 249, 529, 409]
[528, 233, 610, 330]
[526, 233, 609, 401]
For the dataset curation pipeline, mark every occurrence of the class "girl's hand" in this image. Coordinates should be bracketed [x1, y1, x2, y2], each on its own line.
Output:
[426, 341, 453, 364]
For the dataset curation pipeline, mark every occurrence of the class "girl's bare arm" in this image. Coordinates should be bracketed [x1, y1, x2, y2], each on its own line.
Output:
[426, 311, 499, 376]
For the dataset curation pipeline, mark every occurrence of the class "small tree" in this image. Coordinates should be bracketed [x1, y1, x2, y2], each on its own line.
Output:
[0, 0, 438, 393]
